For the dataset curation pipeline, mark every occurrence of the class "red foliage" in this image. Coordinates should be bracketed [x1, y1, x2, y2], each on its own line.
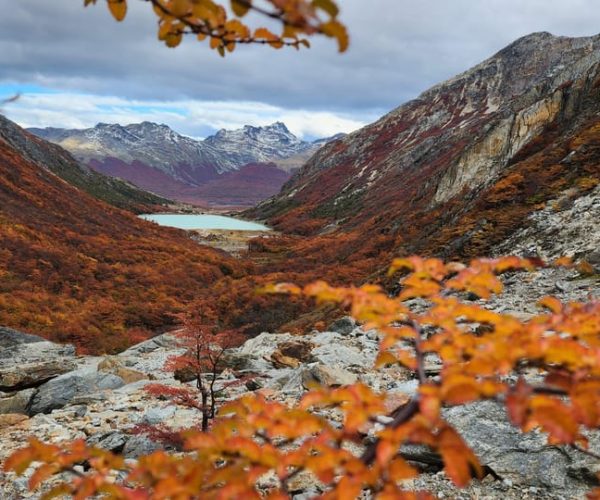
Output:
[143, 312, 245, 432]
[0, 139, 245, 353]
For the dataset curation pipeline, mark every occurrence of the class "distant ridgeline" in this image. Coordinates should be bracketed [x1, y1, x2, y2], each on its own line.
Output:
[29, 121, 346, 208]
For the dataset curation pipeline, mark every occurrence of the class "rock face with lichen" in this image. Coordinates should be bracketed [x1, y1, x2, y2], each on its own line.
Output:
[251, 32, 600, 265]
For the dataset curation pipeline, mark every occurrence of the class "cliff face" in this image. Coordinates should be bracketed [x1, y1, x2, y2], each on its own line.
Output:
[252, 32, 600, 248]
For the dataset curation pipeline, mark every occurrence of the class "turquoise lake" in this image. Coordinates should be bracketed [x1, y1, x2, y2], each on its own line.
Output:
[140, 213, 270, 231]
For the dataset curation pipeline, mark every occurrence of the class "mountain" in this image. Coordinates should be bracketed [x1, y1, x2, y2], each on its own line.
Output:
[29, 121, 341, 207]
[250, 32, 600, 262]
[0, 115, 243, 353]
[0, 116, 169, 213]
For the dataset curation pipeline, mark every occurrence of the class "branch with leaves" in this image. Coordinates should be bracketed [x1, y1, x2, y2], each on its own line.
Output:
[85, 0, 348, 56]
[5, 256, 600, 498]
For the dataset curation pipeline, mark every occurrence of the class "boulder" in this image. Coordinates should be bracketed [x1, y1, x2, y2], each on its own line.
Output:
[443, 401, 599, 496]
[328, 316, 357, 336]
[0, 360, 77, 391]
[98, 356, 148, 384]
[270, 350, 301, 369]
[119, 333, 179, 356]
[28, 370, 125, 415]
[225, 332, 296, 372]
[0, 327, 46, 348]
[0, 339, 75, 361]
[302, 364, 357, 389]
[310, 331, 375, 368]
[142, 406, 177, 425]
[0, 388, 36, 414]
[174, 366, 196, 383]
[122, 435, 163, 459]
[87, 431, 129, 453]
[277, 340, 314, 362]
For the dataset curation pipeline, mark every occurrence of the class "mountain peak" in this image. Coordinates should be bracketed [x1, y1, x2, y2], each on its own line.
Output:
[267, 121, 290, 132]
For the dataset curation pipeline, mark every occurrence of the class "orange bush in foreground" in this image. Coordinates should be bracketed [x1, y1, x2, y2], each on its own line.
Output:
[6, 256, 600, 498]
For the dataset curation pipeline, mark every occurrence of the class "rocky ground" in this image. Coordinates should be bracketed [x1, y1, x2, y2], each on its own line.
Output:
[190, 228, 272, 255]
[0, 262, 598, 499]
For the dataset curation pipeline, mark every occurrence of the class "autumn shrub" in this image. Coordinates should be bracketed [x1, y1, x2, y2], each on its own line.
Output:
[6, 256, 600, 499]
[141, 311, 246, 434]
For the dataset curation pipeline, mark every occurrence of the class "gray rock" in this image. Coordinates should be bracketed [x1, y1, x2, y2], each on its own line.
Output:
[444, 401, 598, 496]
[311, 331, 376, 368]
[0, 339, 75, 361]
[0, 360, 77, 391]
[328, 316, 357, 336]
[28, 370, 125, 415]
[587, 248, 600, 272]
[226, 332, 295, 372]
[122, 435, 163, 459]
[142, 406, 177, 425]
[0, 388, 36, 414]
[302, 364, 357, 389]
[119, 333, 179, 356]
[0, 327, 45, 348]
[87, 431, 129, 453]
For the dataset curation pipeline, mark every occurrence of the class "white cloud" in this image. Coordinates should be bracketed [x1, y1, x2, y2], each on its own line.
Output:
[2, 90, 369, 139]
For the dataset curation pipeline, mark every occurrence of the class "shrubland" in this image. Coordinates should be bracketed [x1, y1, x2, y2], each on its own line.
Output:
[5, 256, 600, 498]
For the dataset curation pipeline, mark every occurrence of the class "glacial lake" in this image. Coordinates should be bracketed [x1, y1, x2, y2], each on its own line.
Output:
[140, 213, 271, 231]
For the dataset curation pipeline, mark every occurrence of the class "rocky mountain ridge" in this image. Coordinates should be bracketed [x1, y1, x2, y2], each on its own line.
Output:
[29, 121, 344, 206]
[251, 32, 600, 260]
[0, 115, 168, 213]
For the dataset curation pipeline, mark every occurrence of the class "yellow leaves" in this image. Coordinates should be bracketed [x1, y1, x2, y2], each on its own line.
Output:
[553, 256, 574, 267]
[538, 295, 563, 314]
[388, 457, 418, 481]
[300, 383, 387, 433]
[440, 374, 484, 405]
[4, 444, 35, 475]
[319, 19, 349, 52]
[91, 0, 344, 54]
[437, 425, 482, 487]
[9, 254, 600, 498]
[526, 396, 583, 445]
[168, 0, 191, 17]
[491, 255, 534, 273]
[224, 19, 250, 40]
[389, 256, 443, 278]
[313, 0, 339, 17]
[107, 0, 127, 21]
[254, 27, 284, 48]
[446, 267, 502, 299]
[418, 384, 441, 422]
[375, 350, 399, 368]
[231, 0, 251, 17]
[570, 380, 600, 427]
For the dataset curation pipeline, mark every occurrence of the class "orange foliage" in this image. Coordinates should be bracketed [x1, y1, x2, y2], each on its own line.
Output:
[7, 257, 600, 498]
[0, 138, 245, 354]
[87, 0, 348, 54]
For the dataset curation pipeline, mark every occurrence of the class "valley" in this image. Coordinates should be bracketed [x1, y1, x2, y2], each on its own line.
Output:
[2, 31, 599, 357]
[0, 10, 599, 498]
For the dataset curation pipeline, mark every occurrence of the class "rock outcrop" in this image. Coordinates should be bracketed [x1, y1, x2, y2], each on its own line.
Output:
[250, 32, 600, 267]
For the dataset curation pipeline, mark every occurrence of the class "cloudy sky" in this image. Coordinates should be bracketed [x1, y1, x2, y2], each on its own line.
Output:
[1, 0, 599, 139]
